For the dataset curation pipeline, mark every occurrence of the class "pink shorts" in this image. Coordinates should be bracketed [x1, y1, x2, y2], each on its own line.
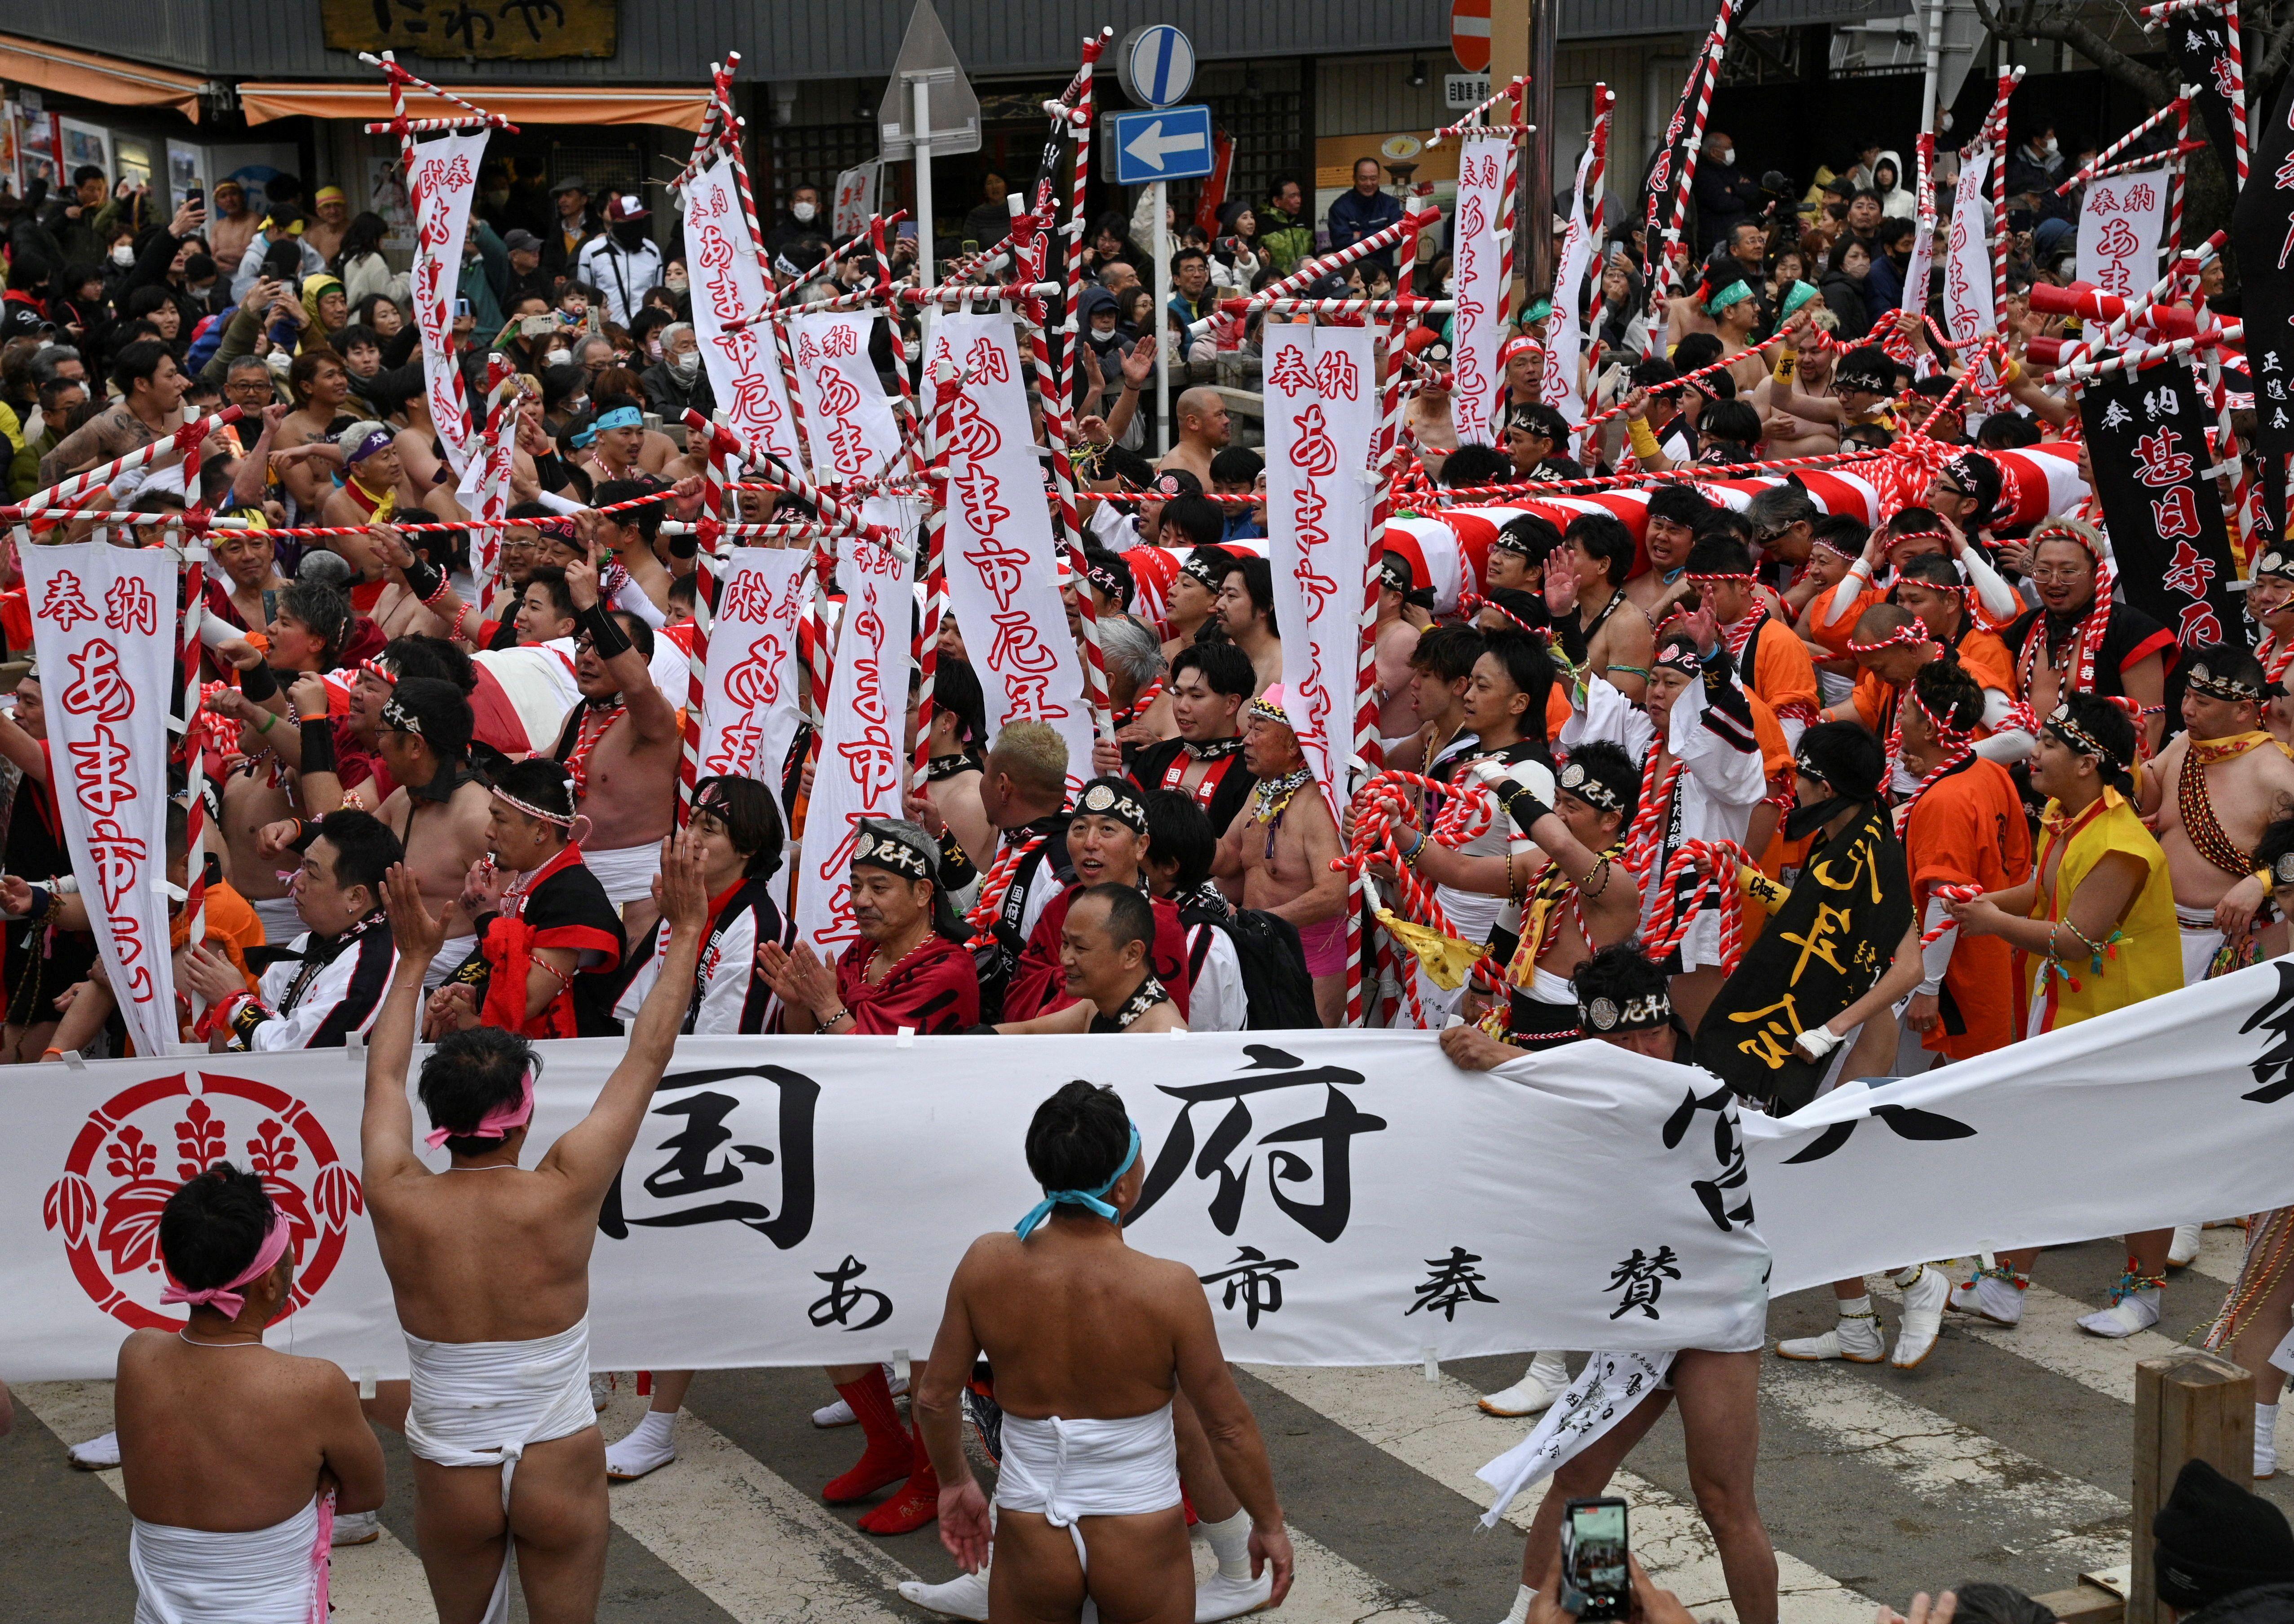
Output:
[1297, 915, 1350, 978]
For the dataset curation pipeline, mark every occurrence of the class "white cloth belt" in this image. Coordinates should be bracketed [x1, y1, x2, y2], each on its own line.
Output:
[581, 842, 662, 906]
[1476, 1350, 1673, 1530]
[2176, 905, 2226, 986]
[1529, 966, 1575, 1003]
[993, 1402, 1182, 1569]
[404, 1316, 596, 1624]
[131, 1494, 328, 1624]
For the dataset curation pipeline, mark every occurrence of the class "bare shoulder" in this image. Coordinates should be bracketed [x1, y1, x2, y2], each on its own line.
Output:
[1126, 1245, 1209, 1306]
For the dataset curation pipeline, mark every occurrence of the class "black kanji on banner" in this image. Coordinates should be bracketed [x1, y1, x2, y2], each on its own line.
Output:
[2169, 6, 2242, 192]
[2077, 361, 2241, 647]
[2232, 52, 2294, 459]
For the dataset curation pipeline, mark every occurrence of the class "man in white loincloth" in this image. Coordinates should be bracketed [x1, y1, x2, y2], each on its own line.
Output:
[115, 1161, 386, 1623]
[360, 836, 707, 1622]
[915, 1081, 1296, 1624]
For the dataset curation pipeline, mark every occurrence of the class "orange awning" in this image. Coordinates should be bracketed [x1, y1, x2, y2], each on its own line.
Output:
[0, 33, 205, 122]
[236, 81, 709, 133]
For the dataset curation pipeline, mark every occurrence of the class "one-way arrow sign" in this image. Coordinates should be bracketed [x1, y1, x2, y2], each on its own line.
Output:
[1110, 104, 1216, 185]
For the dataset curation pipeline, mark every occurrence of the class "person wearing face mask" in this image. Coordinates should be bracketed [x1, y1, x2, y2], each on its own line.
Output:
[575, 194, 663, 329]
[1693, 131, 1763, 256]
[638, 320, 713, 418]
[2004, 123, 2067, 203]
[767, 181, 826, 257]
[660, 256, 690, 313]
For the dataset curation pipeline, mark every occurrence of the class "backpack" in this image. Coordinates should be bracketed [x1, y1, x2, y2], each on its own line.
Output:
[1182, 900, 1319, 1030]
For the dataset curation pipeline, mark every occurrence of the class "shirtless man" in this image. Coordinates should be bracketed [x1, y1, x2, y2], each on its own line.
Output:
[2140, 646, 2294, 984]
[1213, 686, 1348, 1025]
[1126, 641, 1258, 840]
[293, 676, 494, 989]
[1213, 556, 1284, 696]
[1623, 486, 1712, 619]
[1759, 338, 1897, 459]
[997, 883, 1189, 1034]
[921, 654, 996, 872]
[575, 393, 648, 488]
[274, 349, 354, 517]
[210, 523, 293, 640]
[1547, 511, 1655, 703]
[1372, 552, 1425, 737]
[554, 556, 680, 935]
[320, 423, 419, 529]
[116, 1162, 387, 1624]
[364, 840, 706, 1624]
[1158, 386, 1231, 489]
[918, 1081, 1294, 1624]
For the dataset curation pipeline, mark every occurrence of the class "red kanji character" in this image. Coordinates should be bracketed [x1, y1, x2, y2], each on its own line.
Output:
[41, 571, 96, 634]
[103, 577, 159, 636]
[2179, 600, 2227, 645]
[964, 335, 1011, 386]
[2151, 484, 2203, 540]
[2131, 426, 2196, 488]
[1267, 346, 1314, 398]
[2164, 538, 2219, 599]
[2122, 183, 2157, 213]
[1313, 350, 1360, 401]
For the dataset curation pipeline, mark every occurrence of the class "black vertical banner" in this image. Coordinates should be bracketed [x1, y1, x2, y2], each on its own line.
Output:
[2078, 360, 2242, 646]
[2168, 7, 2241, 192]
[2233, 50, 2294, 459]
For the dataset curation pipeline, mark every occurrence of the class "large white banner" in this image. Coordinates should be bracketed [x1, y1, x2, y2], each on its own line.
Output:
[791, 312, 902, 492]
[1901, 137, 1937, 335]
[405, 132, 486, 477]
[791, 531, 906, 961]
[1944, 152, 1997, 347]
[833, 159, 882, 240]
[1540, 139, 1601, 430]
[3, 1031, 1769, 1379]
[1754, 953, 2294, 1291]
[1450, 132, 1512, 447]
[684, 154, 806, 470]
[1264, 324, 1379, 806]
[696, 546, 808, 791]
[2076, 164, 2170, 300]
[22, 542, 179, 1059]
[930, 312, 1093, 801]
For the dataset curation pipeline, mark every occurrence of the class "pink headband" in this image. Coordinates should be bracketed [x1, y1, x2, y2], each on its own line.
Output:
[424, 1068, 536, 1149]
[159, 1212, 291, 1321]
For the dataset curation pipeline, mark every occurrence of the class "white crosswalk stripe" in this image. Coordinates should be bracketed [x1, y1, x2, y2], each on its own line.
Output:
[14, 1230, 2283, 1624]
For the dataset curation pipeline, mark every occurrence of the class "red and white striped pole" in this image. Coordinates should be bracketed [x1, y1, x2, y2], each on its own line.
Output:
[2165, 88, 2195, 262]
[1646, 0, 1745, 343]
[677, 426, 735, 825]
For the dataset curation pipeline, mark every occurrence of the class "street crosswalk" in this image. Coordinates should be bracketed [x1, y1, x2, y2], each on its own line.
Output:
[4, 1227, 2286, 1624]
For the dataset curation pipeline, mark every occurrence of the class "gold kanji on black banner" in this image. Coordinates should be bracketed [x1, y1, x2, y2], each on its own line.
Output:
[322, 0, 619, 62]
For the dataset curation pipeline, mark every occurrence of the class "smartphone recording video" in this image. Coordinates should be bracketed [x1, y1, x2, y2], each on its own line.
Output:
[1560, 1496, 1630, 1622]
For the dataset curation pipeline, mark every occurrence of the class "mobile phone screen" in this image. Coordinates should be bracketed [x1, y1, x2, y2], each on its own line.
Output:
[1563, 1500, 1629, 1622]
[453, 299, 473, 319]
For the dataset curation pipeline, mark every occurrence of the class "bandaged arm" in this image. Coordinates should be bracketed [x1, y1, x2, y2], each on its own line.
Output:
[1971, 690, 2035, 763]
[1916, 896, 1956, 994]
[1954, 544, 2021, 622]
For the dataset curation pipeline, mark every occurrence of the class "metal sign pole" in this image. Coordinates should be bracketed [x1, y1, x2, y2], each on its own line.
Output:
[1154, 180, 1171, 455]
[911, 75, 937, 290]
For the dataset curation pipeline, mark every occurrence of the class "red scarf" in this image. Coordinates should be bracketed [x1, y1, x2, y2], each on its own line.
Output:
[479, 843, 587, 1038]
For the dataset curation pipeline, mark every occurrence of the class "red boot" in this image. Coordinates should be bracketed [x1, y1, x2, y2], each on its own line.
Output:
[857, 1421, 940, 1534]
[822, 1371, 914, 1504]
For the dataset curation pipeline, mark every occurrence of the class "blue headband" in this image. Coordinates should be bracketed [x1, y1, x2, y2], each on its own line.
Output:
[592, 405, 643, 433]
[1014, 1121, 1142, 1239]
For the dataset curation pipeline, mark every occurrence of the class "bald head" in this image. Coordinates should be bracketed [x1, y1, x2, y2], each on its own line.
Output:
[1176, 387, 1231, 449]
[1853, 602, 1915, 642]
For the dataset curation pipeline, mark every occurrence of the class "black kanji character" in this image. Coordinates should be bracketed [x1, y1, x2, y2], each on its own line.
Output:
[1604, 1245, 1681, 1320]
[1198, 1245, 1299, 1328]
[1405, 1246, 1500, 1320]
[2240, 961, 2294, 1102]
[808, 1254, 893, 1330]
[598, 1066, 818, 1249]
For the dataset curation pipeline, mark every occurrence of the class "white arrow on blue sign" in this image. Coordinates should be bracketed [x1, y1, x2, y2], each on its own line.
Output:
[1111, 105, 1215, 185]
[1117, 23, 1196, 109]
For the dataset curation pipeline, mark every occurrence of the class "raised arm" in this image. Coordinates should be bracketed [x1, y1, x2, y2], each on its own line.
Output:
[564, 555, 679, 743]
[542, 834, 709, 1196]
[364, 866, 449, 1186]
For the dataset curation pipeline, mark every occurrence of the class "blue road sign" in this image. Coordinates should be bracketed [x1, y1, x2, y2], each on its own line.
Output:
[1118, 24, 1196, 110]
[1111, 104, 1215, 185]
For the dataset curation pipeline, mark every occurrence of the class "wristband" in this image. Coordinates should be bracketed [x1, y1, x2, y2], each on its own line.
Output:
[300, 717, 336, 775]
[937, 826, 979, 889]
[819, 1006, 851, 1028]
[575, 601, 631, 662]
[1627, 417, 1662, 461]
[402, 556, 447, 606]
[1498, 785, 1553, 838]
[2257, 867, 2275, 891]
[26, 885, 53, 921]
[1771, 348, 1797, 384]
[667, 527, 699, 560]
[255, 709, 277, 733]
[239, 660, 278, 702]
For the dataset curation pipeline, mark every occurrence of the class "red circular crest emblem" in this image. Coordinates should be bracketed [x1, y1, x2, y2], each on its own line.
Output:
[42, 1071, 362, 1330]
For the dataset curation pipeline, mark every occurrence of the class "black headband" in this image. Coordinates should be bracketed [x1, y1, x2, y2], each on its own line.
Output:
[1578, 987, 1671, 1033]
[2186, 662, 2267, 705]
[1076, 777, 1150, 837]
[852, 823, 936, 884]
[380, 694, 424, 737]
[1181, 552, 1225, 588]
[1557, 758, 1627, 814]
[2044, 704, 2126, 773]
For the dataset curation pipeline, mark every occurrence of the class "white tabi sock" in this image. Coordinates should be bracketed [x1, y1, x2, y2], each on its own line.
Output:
[2260, 1403, 2281, 1471]
[1503, 1584, 1536, 1624]
[1528, 1350, 1569, 1390]
[1838, 1293, 1873, 1320]
[631, 1407, 676, 1449]
[1200, 1508, 1253, 1581]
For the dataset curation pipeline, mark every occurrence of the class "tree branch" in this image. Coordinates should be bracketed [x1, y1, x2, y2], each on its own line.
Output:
[1973, 0, 2177, 104]
[2261, 2, 2294, 89]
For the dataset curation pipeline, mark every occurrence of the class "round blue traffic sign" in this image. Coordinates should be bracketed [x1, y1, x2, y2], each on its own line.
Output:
[1117, 24, 1196, 110]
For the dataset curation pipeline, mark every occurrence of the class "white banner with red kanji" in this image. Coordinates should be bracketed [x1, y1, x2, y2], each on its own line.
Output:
[833, 161, 881, 240]
[406, 131, 486, 477]
[791, 533, 906, 962]
[684, 154, 806, 471]
[2076, 165, 2168, 300]
[1450, 131, 1511, 447]
[1540, 139, 1601, 430]
[791, 312, 902, 494]
[1944, 152, 1996, 347]
[930, 312, 1093, 801]
[22, 542, 180, 1059]
[1264, 324, 1379, 806]
[696, 547, 809, 794]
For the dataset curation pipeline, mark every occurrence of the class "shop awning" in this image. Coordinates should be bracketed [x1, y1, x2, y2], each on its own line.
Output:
[0, 33, 205, 122]
[235, 81, 709, 133]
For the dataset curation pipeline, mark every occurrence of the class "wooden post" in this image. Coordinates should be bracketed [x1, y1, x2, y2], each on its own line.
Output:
[2129, 1352, 2253, 1624]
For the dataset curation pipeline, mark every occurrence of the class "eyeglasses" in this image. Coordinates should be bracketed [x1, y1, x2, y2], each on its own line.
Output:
[2027, 564, 2088, 583]
[1932, 482, 1966, 501]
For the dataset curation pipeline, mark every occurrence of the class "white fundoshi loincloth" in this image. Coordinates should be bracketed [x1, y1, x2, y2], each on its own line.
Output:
[404, 1317, 597, 1624]
[994, 1402, 1182, 1578]
[580, 843, 663, 906]
[2177, 903, 2225, 986]
[250, 896, 304, 946]
[130, 1492, 331, 1624]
